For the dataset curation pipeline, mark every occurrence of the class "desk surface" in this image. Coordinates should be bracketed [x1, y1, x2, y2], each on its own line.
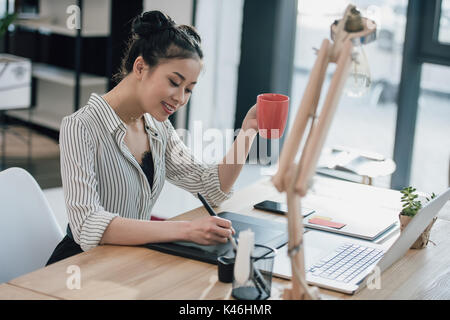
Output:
[0, 283, 59, 300]
[4, 176, 450, 300]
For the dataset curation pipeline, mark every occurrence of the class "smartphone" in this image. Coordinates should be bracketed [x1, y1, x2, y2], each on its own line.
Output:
[253, 200, 315, 217]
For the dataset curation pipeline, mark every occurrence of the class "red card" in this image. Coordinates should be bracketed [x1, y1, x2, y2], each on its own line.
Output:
[308, 218, 346, 229]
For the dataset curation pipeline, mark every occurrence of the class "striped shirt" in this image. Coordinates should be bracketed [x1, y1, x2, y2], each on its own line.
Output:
[60, 93, 233, 251]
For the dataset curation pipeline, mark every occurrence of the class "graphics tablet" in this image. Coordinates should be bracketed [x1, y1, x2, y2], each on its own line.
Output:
[144, 211, 288, 264]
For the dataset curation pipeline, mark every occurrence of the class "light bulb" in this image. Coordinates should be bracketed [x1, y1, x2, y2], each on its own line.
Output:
[345, 42, 371, 97]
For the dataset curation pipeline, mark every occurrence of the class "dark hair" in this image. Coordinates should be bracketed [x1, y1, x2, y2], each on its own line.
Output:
[114, 10, 203, 82]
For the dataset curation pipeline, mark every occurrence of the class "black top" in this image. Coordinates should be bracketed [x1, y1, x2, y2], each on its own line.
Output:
[140, 150, 155, 190]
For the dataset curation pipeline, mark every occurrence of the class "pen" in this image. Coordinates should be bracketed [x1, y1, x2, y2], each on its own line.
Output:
[197, 193, 238, 250]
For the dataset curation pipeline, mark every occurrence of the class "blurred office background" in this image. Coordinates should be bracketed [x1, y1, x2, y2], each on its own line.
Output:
[0, 0, 449, 225]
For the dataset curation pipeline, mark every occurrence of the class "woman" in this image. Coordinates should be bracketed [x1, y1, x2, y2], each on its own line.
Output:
[46, 10, 258, 265]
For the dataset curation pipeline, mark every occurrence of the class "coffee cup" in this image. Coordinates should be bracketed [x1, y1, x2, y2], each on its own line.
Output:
[256, 93, 289, 139]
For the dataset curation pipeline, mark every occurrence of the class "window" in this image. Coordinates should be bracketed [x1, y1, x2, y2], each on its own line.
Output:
[410, 64, 450, 193]
[0, 0, 13, 18]
[290, 0, 407, 187]
[439, 0, 450, 43]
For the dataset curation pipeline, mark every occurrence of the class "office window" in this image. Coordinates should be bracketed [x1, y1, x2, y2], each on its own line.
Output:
[439, 0, 450, 43]
[0, 0, 13, 17]
[410, 63, 450, 194]
[290, 0, 407, 187]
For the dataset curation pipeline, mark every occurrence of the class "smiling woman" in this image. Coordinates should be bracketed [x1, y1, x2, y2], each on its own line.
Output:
[46, 10, 259, 265]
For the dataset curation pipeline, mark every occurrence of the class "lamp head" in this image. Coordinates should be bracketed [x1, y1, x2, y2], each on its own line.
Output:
[330, 5, 377, 47]
[330, 5, 377, 97]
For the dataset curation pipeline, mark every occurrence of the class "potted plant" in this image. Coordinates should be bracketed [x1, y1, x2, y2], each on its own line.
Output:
[399, 187, 437, 249]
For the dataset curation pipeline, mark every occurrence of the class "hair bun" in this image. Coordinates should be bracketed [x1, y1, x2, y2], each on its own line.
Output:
[179, 25, 201, 44]
[133, 10, 176, 37]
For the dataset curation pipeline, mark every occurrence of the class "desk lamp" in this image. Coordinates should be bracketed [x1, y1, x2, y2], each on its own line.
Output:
[271, 4, 377, 300]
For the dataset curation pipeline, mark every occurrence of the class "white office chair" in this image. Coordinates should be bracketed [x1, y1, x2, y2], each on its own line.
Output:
[0, 167, 64, 283]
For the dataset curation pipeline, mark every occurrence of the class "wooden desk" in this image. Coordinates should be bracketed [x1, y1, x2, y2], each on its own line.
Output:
[0, 283, 59, 300]
[5, 176, 450, 300]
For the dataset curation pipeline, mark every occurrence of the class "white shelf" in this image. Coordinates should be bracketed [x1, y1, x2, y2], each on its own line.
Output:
[7, 109, 62, 131]
[14, 0, 112, 38]
[5, 0, 111, 132]
[32, 63, 108, 87]
[6, 75, 107, 131]
[13, 19, 109, 37]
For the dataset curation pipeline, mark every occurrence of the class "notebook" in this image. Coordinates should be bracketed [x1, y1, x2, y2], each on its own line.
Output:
[144, 211, 288, 264]
[303, 205, 398, 241]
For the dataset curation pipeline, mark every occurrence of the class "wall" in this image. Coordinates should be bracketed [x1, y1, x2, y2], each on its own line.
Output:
[190, 0, 243, 134]
[144, 0, 193, 25]
[39, 0, 111, 36]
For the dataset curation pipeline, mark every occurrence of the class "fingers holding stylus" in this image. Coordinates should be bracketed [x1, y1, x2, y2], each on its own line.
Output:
[196, 192, 236, 240]
[214, 217, 237, 243]
[188, 216, 235, 245]
[215, 217, 235, 235]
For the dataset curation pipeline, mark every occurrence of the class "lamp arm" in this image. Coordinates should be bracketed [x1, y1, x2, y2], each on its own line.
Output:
[271, 39, 331, 193]
[272, 3, 376, 300]
[273, 41, 332, 301]
[295, 40, 353, 196]
[277, 40, 353, 299]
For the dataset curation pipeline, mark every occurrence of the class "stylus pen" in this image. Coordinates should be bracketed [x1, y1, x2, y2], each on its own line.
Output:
[197, 192, 238, 250]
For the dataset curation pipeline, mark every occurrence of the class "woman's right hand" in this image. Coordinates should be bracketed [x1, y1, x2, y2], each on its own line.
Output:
[187, 216, 235, 245]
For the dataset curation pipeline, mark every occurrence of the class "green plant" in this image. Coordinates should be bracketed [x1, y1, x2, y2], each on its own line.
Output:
[400, 186, 436, 217]
[0, 13, 17, 37]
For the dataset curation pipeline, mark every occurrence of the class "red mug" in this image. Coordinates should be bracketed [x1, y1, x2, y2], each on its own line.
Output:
[256, 93, 289, 139]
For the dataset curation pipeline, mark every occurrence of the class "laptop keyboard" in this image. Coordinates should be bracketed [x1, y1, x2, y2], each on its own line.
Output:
[308, 243, 384, 283]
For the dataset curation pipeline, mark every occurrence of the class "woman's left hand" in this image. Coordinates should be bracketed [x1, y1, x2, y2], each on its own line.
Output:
[242, 104, 258, 132]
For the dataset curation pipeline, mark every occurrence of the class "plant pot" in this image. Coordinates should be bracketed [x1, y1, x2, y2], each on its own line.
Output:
[398, 213, 437, 249]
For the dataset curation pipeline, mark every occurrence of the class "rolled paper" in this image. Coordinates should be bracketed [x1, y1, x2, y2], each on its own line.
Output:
[233, 229, 254, 285]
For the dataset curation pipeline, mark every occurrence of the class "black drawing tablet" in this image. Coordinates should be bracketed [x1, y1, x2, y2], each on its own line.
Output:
[144, 212, 287, 264]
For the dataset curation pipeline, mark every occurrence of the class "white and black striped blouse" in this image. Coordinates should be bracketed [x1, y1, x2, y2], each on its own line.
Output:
[60, 93, 233, 251]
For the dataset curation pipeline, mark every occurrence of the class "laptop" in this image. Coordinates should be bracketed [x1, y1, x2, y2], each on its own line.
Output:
[272, 187, 450, 294]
